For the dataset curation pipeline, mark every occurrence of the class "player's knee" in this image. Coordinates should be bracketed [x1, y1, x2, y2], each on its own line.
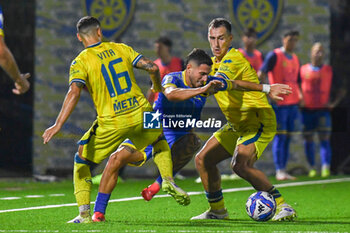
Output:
[232, 161, 249, 178]
[232, 150, 254, 177]
[194, 153, 204, 168]
[107, 153, 124, 171]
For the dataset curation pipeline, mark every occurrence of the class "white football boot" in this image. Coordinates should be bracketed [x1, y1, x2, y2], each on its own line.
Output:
[191, 209, 229, 220]
[272, 203, 297, 221]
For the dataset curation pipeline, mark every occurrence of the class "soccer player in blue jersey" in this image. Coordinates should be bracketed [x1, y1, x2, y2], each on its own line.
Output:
[92, 48, 292, 222]
[0, 5, 30, 94]
[42, 16, 189, 223]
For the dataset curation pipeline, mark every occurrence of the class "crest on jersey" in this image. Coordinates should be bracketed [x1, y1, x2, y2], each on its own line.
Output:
[83, 0, 135, 40]
[229, 0, 283, 45]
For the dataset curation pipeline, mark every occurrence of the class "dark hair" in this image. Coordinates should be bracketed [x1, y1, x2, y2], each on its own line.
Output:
[243, 27, 257, 37]
[76, 16, 100, 34]
[208, 18, 232, 34]
[155, 36, 172, 48]
[283, 30, 299, 38]
[185, 48, 213, 67]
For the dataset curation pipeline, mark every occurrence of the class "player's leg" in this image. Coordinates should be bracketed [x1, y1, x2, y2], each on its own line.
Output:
[233, 121, 296, 221]
[142, 133, 201, 201]
[281, 105, 299, 179]
[152, 137, 190, 206]
[273, 106, 295, 180]
[191, 125, 235, 220]
[233, 142, 296, 221]
[302, 110, 317, 177]
[93, 145, 145, 222]
[171, 133, 202, 174]
[318, 111, 332, 178]
[67, 146, 96, 223]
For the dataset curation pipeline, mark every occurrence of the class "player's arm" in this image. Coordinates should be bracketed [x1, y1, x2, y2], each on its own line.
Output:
[215, 74, 292, 101]
[0, 36, 30, 94]
[257, 51, 276, 84]
[42, 82, 83, 144]
[135, 56, 163, 93]
[164, 80, 223, 102]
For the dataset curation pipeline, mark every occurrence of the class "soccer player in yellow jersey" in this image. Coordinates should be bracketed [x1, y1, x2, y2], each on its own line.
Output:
[0, 5, 30, 94]
[42, 16, 189, 223]
[191, 18, 297, 221]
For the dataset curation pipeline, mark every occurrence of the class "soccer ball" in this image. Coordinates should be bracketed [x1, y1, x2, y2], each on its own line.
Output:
[246, 191, 276, 221]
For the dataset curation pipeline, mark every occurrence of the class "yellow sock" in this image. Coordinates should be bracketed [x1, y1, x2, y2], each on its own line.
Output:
[275, 196, 285, 206]
[152, 139, 173, 179]
[210, 198, 226, 212]
[73, 162, 92, 207]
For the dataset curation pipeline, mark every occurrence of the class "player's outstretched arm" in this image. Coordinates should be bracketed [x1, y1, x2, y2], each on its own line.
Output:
[215, 74, 292, 101]
[135, 56, 163, 93]
[0, 36, 30, 94]
[164, 80, 223, 102]
[42, 82, 83, 144]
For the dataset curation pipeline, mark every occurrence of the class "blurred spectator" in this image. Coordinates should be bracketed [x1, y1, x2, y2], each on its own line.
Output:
[0, 5, 30, 95]
[238, 27, 263, 73]
[147, 36, 183, 104]
[300, 42, 346, 178]
[258, 30, 302, 180]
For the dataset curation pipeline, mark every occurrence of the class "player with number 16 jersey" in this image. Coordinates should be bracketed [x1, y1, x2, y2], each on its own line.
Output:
[69, 42, 151, 128]
[69, 42, 157, 164]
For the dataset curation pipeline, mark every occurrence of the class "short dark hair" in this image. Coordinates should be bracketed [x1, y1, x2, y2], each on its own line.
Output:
[76, 16, 100, 34]
[208, 18, 232, 34]
[283, 30, 299, 38]
[185, 48, 213, 67]
[243, 27, 257, 37]
[155, 36, 172, 48]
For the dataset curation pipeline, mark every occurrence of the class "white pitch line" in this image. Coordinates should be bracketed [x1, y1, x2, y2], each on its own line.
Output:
[0, 177, 349, 214]
[0, 197, 21, 200]
[48, 194, 65, 197]
[25, 195, 44, 198]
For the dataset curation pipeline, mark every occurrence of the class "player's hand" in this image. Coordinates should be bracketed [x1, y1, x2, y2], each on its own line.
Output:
[13, 73, 30, 95]
[201, 80, 224, 95]
[42, 124, 61, 144]
[268, 84, 292, 101]
[151, 84, 164, 93]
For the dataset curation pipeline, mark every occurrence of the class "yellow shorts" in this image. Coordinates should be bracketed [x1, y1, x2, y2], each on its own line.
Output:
[214, 108, 276, 159]
[78, 119, 162, 164]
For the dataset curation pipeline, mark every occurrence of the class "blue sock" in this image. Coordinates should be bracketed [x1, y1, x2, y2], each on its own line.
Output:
[304, 141, 315, 167]
[320, 140, 332, 165]
[205, 189, 223, 203]
[283, 135, 291, 169]
[155, 176, 163, 184]
[272, 134, 286, 170]
[268, 186, 282, 199]
[94, 192, 111, 214]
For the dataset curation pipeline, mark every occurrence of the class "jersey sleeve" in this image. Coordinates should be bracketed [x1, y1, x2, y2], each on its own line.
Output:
[120, 43, 143, 67]
[162, 74, 178, 89]
[69, 58, 87, 86]
[207, 76, 230, 91]
[259, 51, 276, 73]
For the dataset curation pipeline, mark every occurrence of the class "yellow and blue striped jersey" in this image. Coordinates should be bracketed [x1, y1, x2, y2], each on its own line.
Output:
[211, 48, 272, 128]
[0, 6, 4, 37]
[69, 42, 152, 129]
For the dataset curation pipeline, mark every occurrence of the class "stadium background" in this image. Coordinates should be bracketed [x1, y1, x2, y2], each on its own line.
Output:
[0, 0, 349, 178]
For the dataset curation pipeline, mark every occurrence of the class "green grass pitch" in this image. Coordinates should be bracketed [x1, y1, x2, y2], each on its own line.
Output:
[0, 176, 350, 232]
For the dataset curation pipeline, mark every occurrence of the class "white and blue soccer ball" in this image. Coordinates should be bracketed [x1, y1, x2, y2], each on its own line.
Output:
[246, 191, 276, 221]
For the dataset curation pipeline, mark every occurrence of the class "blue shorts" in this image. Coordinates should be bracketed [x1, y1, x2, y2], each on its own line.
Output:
[273, 104, 299, 133]
[302, 110, 331, 133]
